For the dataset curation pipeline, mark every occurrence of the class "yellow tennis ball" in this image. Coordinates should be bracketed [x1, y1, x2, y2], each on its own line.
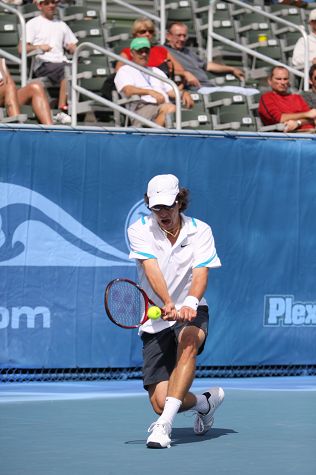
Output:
[147, 306, 161, 320]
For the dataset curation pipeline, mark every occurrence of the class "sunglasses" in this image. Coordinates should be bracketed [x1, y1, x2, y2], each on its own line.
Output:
[149, 201, 178, 212]
[137, 28, 155, 35]
[135, 48, 150, 55]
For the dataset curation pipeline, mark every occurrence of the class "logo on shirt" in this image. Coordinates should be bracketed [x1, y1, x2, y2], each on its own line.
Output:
[263, 295, 316, 327]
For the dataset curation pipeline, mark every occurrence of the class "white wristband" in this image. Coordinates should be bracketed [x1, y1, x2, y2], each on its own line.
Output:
[183, 296, 199, 310]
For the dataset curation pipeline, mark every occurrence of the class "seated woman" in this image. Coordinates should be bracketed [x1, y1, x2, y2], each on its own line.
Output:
[115, 17, 198, 87]
[0, 57, 53, 125]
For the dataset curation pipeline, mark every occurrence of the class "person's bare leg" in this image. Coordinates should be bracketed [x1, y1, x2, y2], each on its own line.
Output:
[2, 80, 20, 116]
[147, 326, 205, 415]
[58, 78, 68, 109]
[17, 81, 53, 125]
[167, 326, 205, 411]
[154, 103, 176, 127]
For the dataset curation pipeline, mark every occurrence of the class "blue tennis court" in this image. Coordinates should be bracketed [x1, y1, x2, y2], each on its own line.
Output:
[1, 377, 315, 475]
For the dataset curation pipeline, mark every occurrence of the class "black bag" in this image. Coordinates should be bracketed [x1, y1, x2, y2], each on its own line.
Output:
[100, 73, 116, 100]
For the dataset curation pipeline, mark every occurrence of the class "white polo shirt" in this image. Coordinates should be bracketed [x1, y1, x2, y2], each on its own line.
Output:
[114, 65, 172, 104]
[128, 213, 221, 333]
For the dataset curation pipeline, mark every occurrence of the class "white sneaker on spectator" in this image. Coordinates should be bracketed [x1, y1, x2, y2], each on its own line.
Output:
[147, 421, 172, 448]
[54, 111, 71, 125]
[194, 387, 225, 435]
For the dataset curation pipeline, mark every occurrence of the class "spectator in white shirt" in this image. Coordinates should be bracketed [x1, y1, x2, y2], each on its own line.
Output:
[18, 0, 78, 122]
[292, 9, 316, 69]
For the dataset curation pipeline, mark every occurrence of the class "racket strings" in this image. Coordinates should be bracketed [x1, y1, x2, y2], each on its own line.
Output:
[107, 281, 146, 327]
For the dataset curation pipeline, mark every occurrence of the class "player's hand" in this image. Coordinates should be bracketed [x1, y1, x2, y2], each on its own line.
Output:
[177, 306, 197, 322]
[162, 302, 178, 320]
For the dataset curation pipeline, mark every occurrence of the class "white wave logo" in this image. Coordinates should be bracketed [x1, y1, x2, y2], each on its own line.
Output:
[124, 199, 150, 250]
[0, 183, 133, 267]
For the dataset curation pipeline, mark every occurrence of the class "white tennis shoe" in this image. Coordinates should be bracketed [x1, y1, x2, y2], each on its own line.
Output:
[147, 421, 172, 448]
[54, 111, 71, 125]
[194, 387, 225, 435]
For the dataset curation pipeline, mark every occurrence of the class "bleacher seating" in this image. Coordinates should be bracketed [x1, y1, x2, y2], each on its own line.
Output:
[1, 0, 316, 130]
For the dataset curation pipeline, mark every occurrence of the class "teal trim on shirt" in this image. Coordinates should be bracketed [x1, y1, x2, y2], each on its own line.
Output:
[191, 217, 197, 227]
[195, 252, 217, 268]
[135, 251, 156, 259]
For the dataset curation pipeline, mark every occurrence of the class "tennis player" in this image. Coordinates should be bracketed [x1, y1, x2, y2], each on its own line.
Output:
[127, 174, 224, 449]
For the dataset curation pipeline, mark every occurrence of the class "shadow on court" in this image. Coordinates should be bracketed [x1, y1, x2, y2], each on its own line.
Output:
[125, 427, 237, 446]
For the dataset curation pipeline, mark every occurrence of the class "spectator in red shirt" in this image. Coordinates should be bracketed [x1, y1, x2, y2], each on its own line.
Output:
[258, 66, 316, 132]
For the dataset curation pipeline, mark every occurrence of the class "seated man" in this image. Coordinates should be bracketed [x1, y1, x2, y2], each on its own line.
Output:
[258, 66, 316, 132]
[18, 0, 78, 121]
[0, 57, 53, 124]
[165, 22, 245, 90]
[114, 38, 193, 128]
[292, 10, 316, 69]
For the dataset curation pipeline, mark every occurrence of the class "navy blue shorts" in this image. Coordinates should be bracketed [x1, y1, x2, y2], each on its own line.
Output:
[34, 62, 66, 84]
[141, 305, 209, 390]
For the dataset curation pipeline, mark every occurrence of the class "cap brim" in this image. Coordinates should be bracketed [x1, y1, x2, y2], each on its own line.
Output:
[149, 193, 177, 208]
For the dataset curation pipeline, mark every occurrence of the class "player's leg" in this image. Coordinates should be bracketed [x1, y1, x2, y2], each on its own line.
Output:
[172, 307, 225, 434]
[167, 325, 205, 407]
[142, 328, 177, 448]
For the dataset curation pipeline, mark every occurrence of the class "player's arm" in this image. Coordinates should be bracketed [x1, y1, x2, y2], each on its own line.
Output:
[140, 258, 177, 318]
[179, 267, 209, 321]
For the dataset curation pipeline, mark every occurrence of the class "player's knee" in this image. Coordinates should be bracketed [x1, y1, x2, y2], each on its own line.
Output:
[178, 333, 199, 359]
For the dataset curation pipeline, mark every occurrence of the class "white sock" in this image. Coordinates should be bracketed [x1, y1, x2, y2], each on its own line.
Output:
[191, 394, 209, 414]
[157, 397, 182, 426]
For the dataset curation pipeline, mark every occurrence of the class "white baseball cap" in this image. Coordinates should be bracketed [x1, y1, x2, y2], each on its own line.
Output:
[147, 174, 179, 208]
[309, 9, 316, 21]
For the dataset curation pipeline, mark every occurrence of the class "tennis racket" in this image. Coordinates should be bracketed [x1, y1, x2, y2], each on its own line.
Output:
[104, 278, 163, 329]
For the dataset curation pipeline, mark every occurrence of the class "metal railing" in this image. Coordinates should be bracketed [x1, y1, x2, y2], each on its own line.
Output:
[71, 42, 182, 129]
[207, 0, 309, 90]
[0, 0, 27, 86]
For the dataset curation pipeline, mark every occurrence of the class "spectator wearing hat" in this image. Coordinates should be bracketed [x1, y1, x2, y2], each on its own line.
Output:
[114, 37, 193, 128]
[292, 9, 316, 69]
[18, 0, 78, 123]
[258, 65, 316, 132]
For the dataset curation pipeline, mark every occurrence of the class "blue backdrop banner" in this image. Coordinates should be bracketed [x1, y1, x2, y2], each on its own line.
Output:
[0, 128, 315, 369]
